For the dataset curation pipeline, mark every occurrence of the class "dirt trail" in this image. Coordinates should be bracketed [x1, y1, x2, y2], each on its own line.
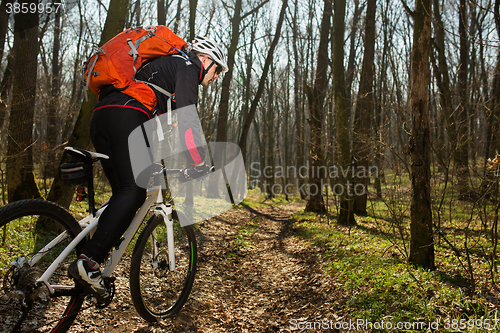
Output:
[71, 203, 342, 332]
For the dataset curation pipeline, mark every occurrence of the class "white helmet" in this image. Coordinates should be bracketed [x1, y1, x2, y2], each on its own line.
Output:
[190, 36, 228, 73]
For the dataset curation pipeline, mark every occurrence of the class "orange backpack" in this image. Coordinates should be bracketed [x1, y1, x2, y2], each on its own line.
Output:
[83, 25, 187, 111]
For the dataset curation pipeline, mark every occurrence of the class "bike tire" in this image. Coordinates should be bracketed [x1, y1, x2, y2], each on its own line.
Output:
[0, 199, 85, 333]
[130, 210, 197, 321]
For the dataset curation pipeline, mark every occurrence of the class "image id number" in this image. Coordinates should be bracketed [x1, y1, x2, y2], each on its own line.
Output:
[443, 318, 499, 330]
[6, 2, 62, 14]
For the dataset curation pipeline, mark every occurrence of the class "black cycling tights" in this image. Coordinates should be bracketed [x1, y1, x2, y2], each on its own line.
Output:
[84, 106, 150, 264]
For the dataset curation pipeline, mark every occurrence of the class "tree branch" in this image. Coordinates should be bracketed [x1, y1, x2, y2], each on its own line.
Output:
[400, 0, 414, 17]
[241, 0, 270, 20]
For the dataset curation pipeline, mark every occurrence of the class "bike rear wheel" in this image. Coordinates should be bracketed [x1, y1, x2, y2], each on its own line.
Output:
[0, 199, 85, 333]
[130, 210, 197, 321]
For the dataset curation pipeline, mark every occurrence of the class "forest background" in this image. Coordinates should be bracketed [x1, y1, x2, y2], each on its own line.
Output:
[1, 0, 500, 328]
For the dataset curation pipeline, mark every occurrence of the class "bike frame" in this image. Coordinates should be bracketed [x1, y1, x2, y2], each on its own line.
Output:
[25, 184, 176, 295]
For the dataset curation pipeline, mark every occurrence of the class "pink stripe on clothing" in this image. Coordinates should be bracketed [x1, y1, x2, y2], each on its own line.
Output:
[184, 128, 203, 165]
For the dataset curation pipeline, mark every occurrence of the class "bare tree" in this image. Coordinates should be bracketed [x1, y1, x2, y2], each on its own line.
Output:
[173, 0, 182, 34]
[333, 0, 355, 225]
[489, 0, 500, 161]
[431, 0, 456, 180]
[0, 0, 13, 68]
[189, 0, 198, 41]
[304, 0, 331, 213]
[66, 0, 86, 142]
[208, 0, 268, 198]
[456, 0, 471, 199]
[158, 0, 167, 25]
[134, 0, 141, 25]
[352, 0, 376, 215]
[206, 0, 243, 198]
[45, 10, 62, 180]
[0, 52, 13, 132]
[289, 0, 307, 198]
[6, 0, 42, 202]
[409, 0, 435, 270]
[345, 0, 362, 109]
[239, 0, 287, 161]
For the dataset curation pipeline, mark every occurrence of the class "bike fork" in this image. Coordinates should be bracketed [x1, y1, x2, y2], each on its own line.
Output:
[155, 204, 175, 272]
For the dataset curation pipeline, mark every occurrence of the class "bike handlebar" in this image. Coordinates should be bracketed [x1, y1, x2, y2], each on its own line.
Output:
[162, 168, 186, 175]
[153, 166, 215, 178]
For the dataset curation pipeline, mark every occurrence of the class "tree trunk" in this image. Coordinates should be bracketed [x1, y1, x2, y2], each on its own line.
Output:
[352, 0, 376, 216]
[333, 0, 355, 225]
[238, 0, 287, 163]
[241, 20, 256, 126]
[431, 0, 456, 174]
[0, 52, 13, 132]
[6, 0, 42, 202]
[265, 66, 275, 199]
[206, 0, 243, 198]
[173, 0, 182, 34]
[284, 50, 290, 201]
[47, 0, 130, 209]
[45, 11, 62, 180]
[158, 0, 166, 25]
[486, 1, 500, 179]
[189, 0, 198, 41]
[345, 0, 361, 109]
[456, 0, 471, 199]
[409, 0, 435, 270]
[66, 0, 85, 143]
[304, 0, 331, 213]
[134, 0, 141, 26]
[372, 0, 391, 199]
[291, 0, 306, 199]
[0, 0, 13, 68]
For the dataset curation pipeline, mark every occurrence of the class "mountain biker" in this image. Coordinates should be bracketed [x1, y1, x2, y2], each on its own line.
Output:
[68, 35, 228, 301]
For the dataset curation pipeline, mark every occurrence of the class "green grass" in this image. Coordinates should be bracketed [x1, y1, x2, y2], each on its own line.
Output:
[234, 218, 259, 251]
[225, 217, 261, 259]
[289, 208, 499, 332]
[0, 217, 40, 271]
[3, 164, 500, 332]
[235, 169, 500, 331]
[238, 188, 302, 209]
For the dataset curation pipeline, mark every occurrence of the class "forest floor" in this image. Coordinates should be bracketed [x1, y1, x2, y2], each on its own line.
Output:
[69, 201, 344, 333]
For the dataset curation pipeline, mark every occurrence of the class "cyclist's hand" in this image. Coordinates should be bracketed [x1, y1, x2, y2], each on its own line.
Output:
[183, 163, 212, 180]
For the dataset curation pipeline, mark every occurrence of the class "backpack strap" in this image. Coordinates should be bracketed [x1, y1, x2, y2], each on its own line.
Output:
[128, 30, 155, 75]
[138, 81, 174, 125]
[83, 46, 103, 101]
[173, 47, 191, 63]
[153, 33, 191, 63]
[172, 54, 192, 63]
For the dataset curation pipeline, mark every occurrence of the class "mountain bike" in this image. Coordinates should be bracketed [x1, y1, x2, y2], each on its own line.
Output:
[0, 147, 198, 332]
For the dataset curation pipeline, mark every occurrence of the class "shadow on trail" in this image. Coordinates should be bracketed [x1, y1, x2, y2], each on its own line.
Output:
[171, 201, 341, 332]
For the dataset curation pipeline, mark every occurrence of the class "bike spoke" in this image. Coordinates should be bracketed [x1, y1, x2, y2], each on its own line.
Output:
[130, 212, 197, 321]
[0, 199, 86, 333]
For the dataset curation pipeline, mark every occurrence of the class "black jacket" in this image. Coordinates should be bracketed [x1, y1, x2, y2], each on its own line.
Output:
[94, 53, 207, 165]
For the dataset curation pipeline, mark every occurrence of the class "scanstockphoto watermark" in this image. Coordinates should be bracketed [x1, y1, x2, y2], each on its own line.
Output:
[289, 317, 500, 331]
[249, 162, 379, 198]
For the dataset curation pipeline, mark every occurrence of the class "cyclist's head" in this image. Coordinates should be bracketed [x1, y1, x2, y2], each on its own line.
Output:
[190, 36, 228, 74]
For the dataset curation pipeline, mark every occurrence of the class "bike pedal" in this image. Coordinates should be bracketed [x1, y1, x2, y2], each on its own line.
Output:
[105, 276, 116, 287]
[94, 276, 116, 309]
[93, 292, 113, 308]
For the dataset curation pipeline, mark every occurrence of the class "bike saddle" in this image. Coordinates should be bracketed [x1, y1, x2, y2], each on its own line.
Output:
[65, 146, 109, 160]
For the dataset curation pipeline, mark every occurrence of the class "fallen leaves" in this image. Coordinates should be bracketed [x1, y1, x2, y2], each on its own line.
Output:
[57, 202, 342, 332]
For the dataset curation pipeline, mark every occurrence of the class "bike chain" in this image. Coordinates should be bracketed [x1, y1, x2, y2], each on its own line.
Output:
[8, 277, 117, 332]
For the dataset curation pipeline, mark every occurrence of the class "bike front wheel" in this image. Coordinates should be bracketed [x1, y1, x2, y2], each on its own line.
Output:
[130, 210, 197, 321]
[0, 199, 85, 333]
